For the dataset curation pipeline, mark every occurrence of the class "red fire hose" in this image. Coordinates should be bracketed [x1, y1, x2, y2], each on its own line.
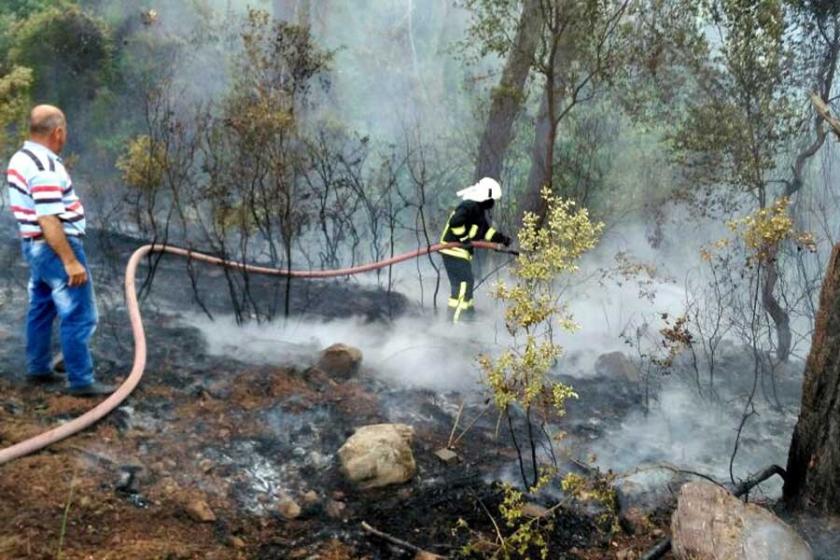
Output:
[0, 241, 509, 465]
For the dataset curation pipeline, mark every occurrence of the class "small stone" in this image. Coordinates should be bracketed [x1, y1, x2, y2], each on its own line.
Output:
[326, 499, 346, 519]
[185, 499, 216, 523]
[116, 465, 143, 494]
[620, 506, 652, 534]
[159, 477, 178, 496]
[434, 448, 459, 465]
[521, 502, 549, 519]
[317, 343, 363, 380]
[278, 497, 301, 520]
[332, 491, 345, 500]
[301, 490, 319, 505]
[414, 552, 445, 560]
[198, 458, 214, 473]
[308, 450, 327, 467]
[616, 550, 637, 560]
[228, 536, 246, 549]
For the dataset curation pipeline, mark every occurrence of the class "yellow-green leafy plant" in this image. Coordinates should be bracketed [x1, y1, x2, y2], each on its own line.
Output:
[481, 187, 603, 488]
[561, 470, 619, 532]
[0, 65, 32, 159]
[724, 196, 815, 266]
[454, 473, 556, 559]
[116, 134, 169, 192]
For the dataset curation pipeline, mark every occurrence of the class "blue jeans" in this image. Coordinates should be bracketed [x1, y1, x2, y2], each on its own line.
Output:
[22, 237, 98, 388]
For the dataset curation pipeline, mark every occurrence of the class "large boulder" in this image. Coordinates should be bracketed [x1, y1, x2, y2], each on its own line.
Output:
[338, 424, 416, 489]
[317, 343, 363, 380]
[671, 482, 813, 560]
[594, 351, 639, 382]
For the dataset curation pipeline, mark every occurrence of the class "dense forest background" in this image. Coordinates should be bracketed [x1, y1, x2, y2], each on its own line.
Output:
[0, 0, 705, 273]
[4, 0, 840, 452]
[2, 1, 840, 409]
[3, 1, 840, 556]
[0, 0, 834, 352]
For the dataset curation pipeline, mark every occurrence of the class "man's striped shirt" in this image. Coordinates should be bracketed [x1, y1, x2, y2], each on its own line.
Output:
[6, 140, 85, 238]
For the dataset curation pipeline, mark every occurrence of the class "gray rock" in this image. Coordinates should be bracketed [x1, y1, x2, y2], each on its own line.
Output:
[185, 499, 216, 523]
[338, 423, 416, 489]
[434, 448, 459, 465]
[595, 351, 639, 381]
[671, 481, 813, 560]
[317, 343, 363, 380]
[278, 497, 301, 520]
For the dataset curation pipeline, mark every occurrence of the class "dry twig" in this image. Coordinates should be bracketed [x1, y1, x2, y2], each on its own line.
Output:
[360, 521, 444, 559]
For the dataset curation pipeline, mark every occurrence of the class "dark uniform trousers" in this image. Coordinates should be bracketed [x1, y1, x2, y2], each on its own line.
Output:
[442, 253, 474, 322]
[440, 198, 506, 322]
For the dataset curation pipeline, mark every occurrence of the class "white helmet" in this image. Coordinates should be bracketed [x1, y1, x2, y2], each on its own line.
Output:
[457, 177, 502, 202]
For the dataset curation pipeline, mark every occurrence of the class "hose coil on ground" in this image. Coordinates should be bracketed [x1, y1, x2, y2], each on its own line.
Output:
[0, 241, 507, 465]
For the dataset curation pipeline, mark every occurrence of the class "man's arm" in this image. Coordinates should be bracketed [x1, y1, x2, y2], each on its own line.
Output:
[37, 215, 87, 287]
[473, 206, 512, 246]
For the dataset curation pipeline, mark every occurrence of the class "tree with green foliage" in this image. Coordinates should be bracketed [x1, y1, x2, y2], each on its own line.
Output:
[7, 3, 112, 131]
[118, 9, 331, 320]
[466, 0, 542, 183]
[481, 188, 602, 488]
[671, 0, 840, 363]
[520, 0, 632, 222]
[671, 0, 797, 362]
[0, 64, 32, 159]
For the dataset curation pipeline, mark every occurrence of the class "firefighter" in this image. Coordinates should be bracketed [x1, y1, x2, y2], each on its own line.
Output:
[440, 177, 512, 322]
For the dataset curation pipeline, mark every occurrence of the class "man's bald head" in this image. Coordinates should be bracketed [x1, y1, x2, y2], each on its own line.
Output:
[29, 105, 67, 154]
[29, 105, 66, 136]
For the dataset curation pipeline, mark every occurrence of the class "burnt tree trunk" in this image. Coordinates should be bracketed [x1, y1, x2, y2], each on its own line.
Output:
[521, 0, 571, 224]
[521, 76, 554, 222]
[767, 16, 840, 363]
[783, 243, 840, 513]
[521, 29, 574, 224]
[762, 246, 792, 362]
[474, 0, 542, 182]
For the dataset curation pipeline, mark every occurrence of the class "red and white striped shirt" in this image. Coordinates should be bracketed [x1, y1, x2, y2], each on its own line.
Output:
[6, 140, 85, 238]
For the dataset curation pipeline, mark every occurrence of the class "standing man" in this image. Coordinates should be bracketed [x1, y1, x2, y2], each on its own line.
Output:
[6, 105, 113, 396]
[439, 177, 512, 323]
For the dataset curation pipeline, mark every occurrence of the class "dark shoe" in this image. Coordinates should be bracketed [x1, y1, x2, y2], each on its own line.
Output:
[25, 372, 65, 385]
[65, 381, 116, 397]
[51, 354, 65, 374]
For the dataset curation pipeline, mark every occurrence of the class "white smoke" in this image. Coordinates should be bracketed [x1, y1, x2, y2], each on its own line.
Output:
[183, 311, 507, 393]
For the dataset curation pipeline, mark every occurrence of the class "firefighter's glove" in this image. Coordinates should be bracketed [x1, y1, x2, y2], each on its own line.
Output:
[498, 234, 512, 247]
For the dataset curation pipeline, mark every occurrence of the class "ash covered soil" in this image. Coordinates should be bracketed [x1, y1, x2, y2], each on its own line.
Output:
[0, 228, 810, 559]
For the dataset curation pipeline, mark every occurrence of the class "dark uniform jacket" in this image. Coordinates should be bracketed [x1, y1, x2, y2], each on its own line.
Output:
[440, 200, 505, 260]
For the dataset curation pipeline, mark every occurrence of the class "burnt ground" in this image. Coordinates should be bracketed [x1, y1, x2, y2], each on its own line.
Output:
[0, 227, 740, 559]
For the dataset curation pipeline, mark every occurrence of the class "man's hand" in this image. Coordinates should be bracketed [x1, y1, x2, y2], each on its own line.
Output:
[498, 234, 512, 247]
[64, 260, 88, 287]
[37, 215, 88, 287]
